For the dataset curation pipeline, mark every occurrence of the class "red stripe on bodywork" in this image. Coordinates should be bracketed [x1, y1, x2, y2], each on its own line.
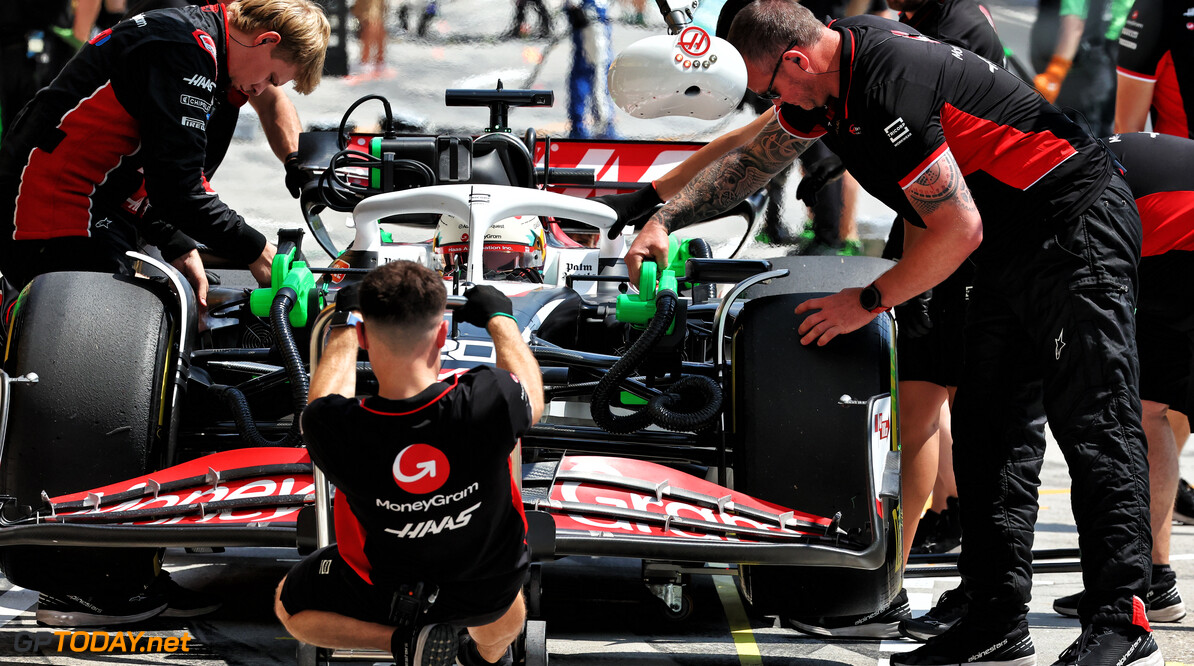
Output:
[14, 82, 139, 240]
[335, 492, 374, 584]
[939, 103, 1075, 190]
[1137, 190, 1194, 256]
[898, 143, 948, 189]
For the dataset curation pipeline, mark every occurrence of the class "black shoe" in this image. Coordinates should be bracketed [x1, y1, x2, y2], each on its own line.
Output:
[36, 589, 168, 627]
[786, 588, 911, 639]
[1050, 612, 1161, 666]
[406, 623, 458, 666]
[910, 510, 941, 555]
[1052, 568, 1185, 623]
[455, 632, 513, 666]
[900, 584, 968, 642]
[1174, 478, 1194, 525]
[891, 617, 1035, 666]
[916, 497, 962, 554]
[1145, 565, 1186, 622]
[1052, 590, 1081, 619]
[155, 571, 222, 618]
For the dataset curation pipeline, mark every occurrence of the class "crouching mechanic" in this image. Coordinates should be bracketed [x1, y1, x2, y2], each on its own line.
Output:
[0, 0, 330, 628]
[275, 261, 544, 666]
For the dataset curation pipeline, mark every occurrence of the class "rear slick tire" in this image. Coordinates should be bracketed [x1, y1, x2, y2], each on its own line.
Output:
[0, 271, 174, 595]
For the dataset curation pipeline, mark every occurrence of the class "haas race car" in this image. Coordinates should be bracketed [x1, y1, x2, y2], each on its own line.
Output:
[0, 88, 903, 664]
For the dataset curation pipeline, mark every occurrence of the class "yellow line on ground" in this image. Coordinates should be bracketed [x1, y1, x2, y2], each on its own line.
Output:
[1039, 489, 1071, 495]
[713, 574, 764, 666]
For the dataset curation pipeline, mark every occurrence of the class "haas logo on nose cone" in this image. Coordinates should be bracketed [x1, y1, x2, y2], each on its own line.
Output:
[392, 444, 449, 494]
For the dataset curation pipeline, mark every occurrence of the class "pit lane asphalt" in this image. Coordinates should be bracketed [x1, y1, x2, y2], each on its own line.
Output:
[3, 447, 1194, 665]
[5, 0, 1194, 663]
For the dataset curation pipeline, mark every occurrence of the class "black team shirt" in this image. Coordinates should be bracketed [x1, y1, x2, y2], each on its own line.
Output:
[0, 4, 264, 262]
[301, 366, 533, 588]
[1117, 0, 1194, 139]
[776, 16, 1112, 254]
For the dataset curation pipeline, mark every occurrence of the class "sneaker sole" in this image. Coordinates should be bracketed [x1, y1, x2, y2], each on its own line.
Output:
[414, 624, 458, 666]
[1172, 511, 1194, 525]
[36, 602, 167, 628]
[1146, 602, 1186, 623]
[898, 621, 951, 642]
[1052, 603, 1078, 619]
[1054, 603, 1186, 623]
[786, 618, 901, 639]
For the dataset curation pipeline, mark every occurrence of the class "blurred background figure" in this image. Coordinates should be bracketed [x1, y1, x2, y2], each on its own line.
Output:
[1030, 0, 1121, 136]
[618, 0, 649, 25]
[397, 1, 439, 38]
[565, 0, 616, 138]
[352, 0, 394, 77]
[507, 0, 554, 38]
[0, 0, 75, 140]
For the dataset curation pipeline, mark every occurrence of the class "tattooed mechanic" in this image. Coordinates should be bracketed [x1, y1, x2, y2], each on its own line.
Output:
[623, 1, 1157, 665]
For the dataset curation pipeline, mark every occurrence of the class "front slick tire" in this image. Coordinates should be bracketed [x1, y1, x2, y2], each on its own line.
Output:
[1, 271, 173, 595]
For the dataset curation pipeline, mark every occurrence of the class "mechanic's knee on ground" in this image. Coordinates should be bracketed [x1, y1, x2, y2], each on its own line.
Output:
[469, 590, 526, 648]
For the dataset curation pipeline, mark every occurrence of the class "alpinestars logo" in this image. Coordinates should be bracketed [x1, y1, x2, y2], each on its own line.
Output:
[392, 444, 450, 494]
[969, 638, 1007, 662]
[183, 74, 216, 92]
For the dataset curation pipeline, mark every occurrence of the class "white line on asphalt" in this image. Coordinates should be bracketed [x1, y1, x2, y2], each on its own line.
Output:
[0, 585, 37, 628]
[881, 640, 919, 653]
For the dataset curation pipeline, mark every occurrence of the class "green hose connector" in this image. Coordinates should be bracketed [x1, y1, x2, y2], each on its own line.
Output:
[249, 248, 318, 327]
[616, 236, 688, 331]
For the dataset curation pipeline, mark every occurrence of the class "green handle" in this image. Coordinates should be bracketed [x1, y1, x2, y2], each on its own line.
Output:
[615, 236, 685, 329]
[249, 248, 318, 327]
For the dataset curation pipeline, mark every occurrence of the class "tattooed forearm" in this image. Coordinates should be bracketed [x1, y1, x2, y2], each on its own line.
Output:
[906, 151, 975, 218]
[657, 121, 813, 231]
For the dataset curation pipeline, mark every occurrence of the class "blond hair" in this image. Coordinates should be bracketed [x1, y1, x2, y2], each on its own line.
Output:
[228, 0, 330, 94]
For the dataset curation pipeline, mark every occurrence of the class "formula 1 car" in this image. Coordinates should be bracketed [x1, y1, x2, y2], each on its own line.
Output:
[0, 88, 901, 663]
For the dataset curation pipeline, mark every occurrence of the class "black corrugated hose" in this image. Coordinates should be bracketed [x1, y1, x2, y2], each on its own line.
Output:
[211, 288, 309, 447]
[589, 290, 722, 433]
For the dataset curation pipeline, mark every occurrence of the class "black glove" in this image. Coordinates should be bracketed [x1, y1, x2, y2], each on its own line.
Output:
[330, 283, 361, 328]
[894, 288, 933, 339]
[795, 153, 845, 209]
[592, 183, 663, 230]
[458, 285, 514, 328]
[284, 151, 315, 200]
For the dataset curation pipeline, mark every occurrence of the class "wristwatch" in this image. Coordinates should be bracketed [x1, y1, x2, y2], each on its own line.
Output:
[859, 283, 889, 314]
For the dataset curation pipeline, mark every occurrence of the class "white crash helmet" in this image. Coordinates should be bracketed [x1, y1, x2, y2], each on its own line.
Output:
[433, 213, 547, 278]
[608, 26, 747, 120]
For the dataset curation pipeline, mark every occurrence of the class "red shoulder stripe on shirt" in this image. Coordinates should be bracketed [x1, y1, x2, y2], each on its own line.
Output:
[775, 107, 827, 140]
[359, 373, 462, 416]
[14, 82, 139, 240]
[334, 492, 373, 584]
[899, 143, 949, 189]
[937, 102, 1076, 190]
[1137, 190, 1194, 256]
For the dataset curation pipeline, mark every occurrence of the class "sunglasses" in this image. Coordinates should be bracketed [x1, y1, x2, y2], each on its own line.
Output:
[756, 39, 801, 101]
